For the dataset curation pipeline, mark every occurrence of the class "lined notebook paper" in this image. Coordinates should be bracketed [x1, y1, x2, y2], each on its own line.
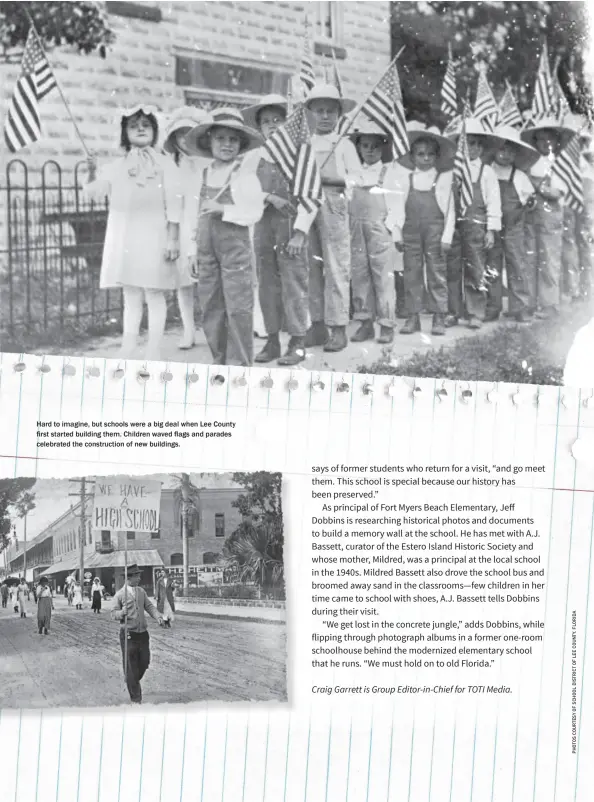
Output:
[0, 353, 593, 802]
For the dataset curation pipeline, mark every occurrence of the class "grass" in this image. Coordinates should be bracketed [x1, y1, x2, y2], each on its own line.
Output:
[361, 303, 594, 385]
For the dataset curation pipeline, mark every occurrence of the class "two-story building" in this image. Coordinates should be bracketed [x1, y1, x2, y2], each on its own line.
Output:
[4, 477, 246, 594]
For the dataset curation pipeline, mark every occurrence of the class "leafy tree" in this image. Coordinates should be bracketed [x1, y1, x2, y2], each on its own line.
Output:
[391, 2, 591, 125]
[0, 479, 37, 552]
[172, 473, 201, 592]
[0, 2, 115, 57]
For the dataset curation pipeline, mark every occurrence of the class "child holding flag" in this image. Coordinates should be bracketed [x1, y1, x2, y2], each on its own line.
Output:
[484, 125, 539, 323]
[348, 117, 408, 344]
[446, 119, 501, 329]
[305, 84, 361, 353]
[395, 123, 456, 336]
[185, 108, 265, 367]
[86, 105, 183, 360]
[242, 94, 315, 366]
[521, 117, 574, 318]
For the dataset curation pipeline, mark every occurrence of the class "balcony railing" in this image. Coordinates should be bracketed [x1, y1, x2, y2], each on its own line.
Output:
[95, 540, 115, 554]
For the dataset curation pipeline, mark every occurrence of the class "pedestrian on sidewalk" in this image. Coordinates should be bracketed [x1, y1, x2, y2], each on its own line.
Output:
[17, 579, 28, 618]
[72, 580, 83, 610]
[111, 564, 164, 704]
[156, 569, 175, 628]
[0, 581, 8, 608]
[91, 577, 105, 614]
[36, 577, 54, 635]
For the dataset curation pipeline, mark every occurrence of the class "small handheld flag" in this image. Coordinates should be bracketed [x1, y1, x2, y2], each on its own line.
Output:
[264, 104, 323, 214]
[473, 65, 498, 131]
[531, 41, 556, 122]
[359, 60, 408, 159]
[4, 28, 57, 152]
[551, 135, 584, 212]
[498, 82, 523, 129]
[454, 105, 474, 217]
[441, 44, 458, 119]
[299, 21, 316, 94]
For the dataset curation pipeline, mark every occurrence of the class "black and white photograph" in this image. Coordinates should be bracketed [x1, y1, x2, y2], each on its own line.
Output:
[0, 472, 286, 707]
[0, 1, 592, 385]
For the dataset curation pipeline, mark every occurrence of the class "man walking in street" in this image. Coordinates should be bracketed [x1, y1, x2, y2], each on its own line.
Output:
[156, 569, 176, 628]
[111, 564, 164, 704]
[0, 581, 9, 608]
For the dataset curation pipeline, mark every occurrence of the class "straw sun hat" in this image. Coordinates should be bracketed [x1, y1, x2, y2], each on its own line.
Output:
[398, 121, 457, 171]
[305, 83, 357, 115]
[162, 106, 213, 153]
[486, 125, 540, 171]
[520, 116, 575, 150]
[242, 93, 288, 129]
[185, 107, 263, 157]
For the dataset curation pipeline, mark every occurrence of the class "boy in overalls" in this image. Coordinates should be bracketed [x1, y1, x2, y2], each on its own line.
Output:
[242, 94, 316, 365]
[396, 123, 456, 336]
[446, 120, 501, 329]
[521, 117, 573, 319]
[348, 118, 407, 344]
[484, 125, 538, 323]
[305, 84, 360, 352]
[185, 108, 265, 366]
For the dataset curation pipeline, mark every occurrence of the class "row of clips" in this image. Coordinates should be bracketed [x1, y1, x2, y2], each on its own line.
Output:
[8, 358, 594, 408]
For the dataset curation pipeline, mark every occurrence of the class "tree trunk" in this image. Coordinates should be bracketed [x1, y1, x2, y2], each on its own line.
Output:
[181, 473, 190, 594]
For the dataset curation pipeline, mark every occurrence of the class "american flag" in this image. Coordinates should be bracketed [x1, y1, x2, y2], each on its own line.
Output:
[531, 41, 555, 122]
[264, 104, 323, 213]
[299, 23, 316, 93]
[473, 67, 498, 131]
[497, 82, 523, 128]
[441, 44, 458, 119]
[551, 135, 584, 212]
[551, 58, 570, 120]
[359, 60, 408, 159]
[454, 107, 474, 216]
[4, 28, 58, 153]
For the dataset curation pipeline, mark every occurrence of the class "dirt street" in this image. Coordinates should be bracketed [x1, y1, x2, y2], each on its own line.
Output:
[0, 597, 287, 708]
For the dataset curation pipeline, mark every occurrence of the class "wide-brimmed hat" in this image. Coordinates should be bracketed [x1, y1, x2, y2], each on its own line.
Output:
[304, 83, 357, 115]
[446, 116, 499, 143]
[162, 107, 213, 153]
[398, 121, 456, 171]
[520, 117, 575, 150]
[242, 94, 288, 129]
[125, 564, 142, 576]
[486, 124, 540, 170]
[564, 112, 593, 141]
[185, 107, 263, 157]
[349, 117, 393, 163]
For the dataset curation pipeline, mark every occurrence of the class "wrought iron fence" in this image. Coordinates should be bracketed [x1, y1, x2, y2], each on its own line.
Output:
[0, 159, 122, 340]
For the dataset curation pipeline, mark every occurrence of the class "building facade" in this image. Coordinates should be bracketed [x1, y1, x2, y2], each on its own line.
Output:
[4, 483, 245, 593]
[0, 1, 391, 174]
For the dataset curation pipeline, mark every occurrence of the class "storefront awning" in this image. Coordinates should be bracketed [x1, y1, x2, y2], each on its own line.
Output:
[39, 550, 164, 576]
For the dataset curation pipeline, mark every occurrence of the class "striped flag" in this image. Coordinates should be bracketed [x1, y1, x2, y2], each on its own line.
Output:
[531, 41, 555, 121]
[299, 23, 316, 93]
[454, 107, 474, 216]
[264, 104, 323, 213]
[473, 67, 498, 131]
[551, 135, 584, 212]
[441, 44, 458, 119]
[3, 28, 57, 153]
[497, 82, 523, 128]
[359, 60, 408, 159]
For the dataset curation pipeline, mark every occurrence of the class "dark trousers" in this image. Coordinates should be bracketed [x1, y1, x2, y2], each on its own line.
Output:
[1, 598, 6, 608]
[119, 629, 150, 703]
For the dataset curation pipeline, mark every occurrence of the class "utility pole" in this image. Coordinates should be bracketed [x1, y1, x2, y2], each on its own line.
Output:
[68, 477, 94, 597]
[23, 513, 27, 582]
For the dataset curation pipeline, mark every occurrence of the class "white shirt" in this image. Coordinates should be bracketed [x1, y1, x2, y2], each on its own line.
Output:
[351, 160, 409, 242]
[490, 163, 535, 207]
[468, 159, 502, 231]
[530, 155, 567, 202]
[391, 167, 456, 245]
[311, 132, 362, 191]
[189, 158, 265, 242]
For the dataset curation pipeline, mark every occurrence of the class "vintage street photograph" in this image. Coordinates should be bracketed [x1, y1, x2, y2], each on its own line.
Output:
[0, 472, 287, 707]
[0, 1, 592, 385]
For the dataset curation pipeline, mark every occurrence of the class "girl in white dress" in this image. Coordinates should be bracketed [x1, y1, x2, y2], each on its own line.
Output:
[86, 105, 183, 360]
[162, 107, 213, 350]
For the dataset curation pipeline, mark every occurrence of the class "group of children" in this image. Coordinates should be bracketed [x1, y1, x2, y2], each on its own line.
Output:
[87, 86, 594, 367]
